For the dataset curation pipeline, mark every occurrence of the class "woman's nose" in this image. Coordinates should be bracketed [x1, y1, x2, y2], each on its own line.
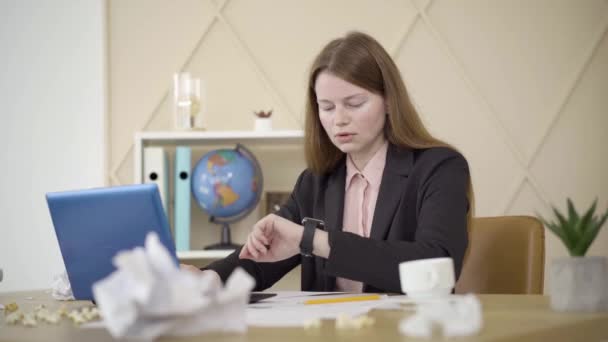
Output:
[334, 107, 350, 126]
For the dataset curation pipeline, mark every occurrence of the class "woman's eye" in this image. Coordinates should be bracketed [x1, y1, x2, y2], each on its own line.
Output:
[320, 106, 334, 111]
[347, 102, 364, 108]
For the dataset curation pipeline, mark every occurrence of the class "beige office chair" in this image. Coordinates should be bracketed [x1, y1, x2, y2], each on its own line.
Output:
[455, 216, 545, 294]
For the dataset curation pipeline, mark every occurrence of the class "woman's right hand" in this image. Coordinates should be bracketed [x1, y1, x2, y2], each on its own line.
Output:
[180, 264, 222, 286]
[239, 214, 303, 262]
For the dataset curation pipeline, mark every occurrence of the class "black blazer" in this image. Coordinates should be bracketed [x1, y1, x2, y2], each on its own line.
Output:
[205, 144, 470, 293]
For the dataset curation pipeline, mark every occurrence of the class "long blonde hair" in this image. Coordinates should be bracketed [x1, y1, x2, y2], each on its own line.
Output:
[303, 31, 475, 222]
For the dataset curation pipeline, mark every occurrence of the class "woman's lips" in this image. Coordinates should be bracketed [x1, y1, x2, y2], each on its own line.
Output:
[335, 133, 354, 143]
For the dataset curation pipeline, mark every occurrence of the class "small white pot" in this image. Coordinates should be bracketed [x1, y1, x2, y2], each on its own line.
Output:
[549, 256, 608, 312]
[254, 118, 272, 132]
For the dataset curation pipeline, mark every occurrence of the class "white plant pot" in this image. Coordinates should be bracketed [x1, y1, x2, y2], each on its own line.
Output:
[549, 256, 608, 312]
[254, 118, 272, 132]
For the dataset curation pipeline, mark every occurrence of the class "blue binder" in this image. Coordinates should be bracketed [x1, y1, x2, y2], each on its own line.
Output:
[174, 146, 191, 251]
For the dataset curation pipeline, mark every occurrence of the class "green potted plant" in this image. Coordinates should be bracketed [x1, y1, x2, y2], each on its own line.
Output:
[539, 199, 608, 312]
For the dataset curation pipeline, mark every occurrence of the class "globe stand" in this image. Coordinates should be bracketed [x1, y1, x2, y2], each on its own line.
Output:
[204, 221, 242, 250]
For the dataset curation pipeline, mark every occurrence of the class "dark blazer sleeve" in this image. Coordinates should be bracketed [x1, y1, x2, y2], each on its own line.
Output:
[324, 153, 470, 293]
[203, 173, 305, 291]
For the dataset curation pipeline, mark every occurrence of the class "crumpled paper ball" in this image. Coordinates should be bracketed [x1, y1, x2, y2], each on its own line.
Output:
[399, 294, 483, 338]
[51, 272, 75, 301]
[92, 232, 255, 340]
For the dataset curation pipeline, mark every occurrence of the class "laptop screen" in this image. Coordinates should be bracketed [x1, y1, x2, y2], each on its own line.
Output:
[47, 184, 176, 300]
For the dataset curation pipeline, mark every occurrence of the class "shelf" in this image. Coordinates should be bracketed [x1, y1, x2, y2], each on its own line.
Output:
[134, 130, 305, 252]
[136, 130, 304, 146]
[134, 130, 304, 183]
[177, 249, 235, 260]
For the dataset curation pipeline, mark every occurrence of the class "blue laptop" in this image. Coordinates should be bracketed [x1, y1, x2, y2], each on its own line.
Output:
[46, 183, 177, 300]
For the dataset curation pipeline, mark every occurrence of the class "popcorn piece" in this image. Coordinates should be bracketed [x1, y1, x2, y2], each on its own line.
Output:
[335, 314, 375, 330]
[22, 313, 38, 327]
[353, 315, 375, 328]
[73, 316, 86, 325]
[335, 314, 350, 330]
[81, 307, 91, 317]
[5, 312, 23, 325]
[67, 309, 88, 325]
[81, 306, 100, 321]
[303, 318, 322, 330]
[91, 307, 101, 319]
[34, 308, 51, 321]
[4, 302, 19, 314]
[57, 305, 68, 318]
[31, 305, 60, 325]
[42, 312, 61, 324]
[67, 310, 80, 321]
[2, 302, 98, 327]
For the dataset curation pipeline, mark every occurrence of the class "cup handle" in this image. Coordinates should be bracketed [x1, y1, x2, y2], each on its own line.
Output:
[428, 269, 439, 289]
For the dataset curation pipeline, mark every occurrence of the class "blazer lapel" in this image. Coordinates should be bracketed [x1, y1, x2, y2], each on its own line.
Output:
[369, 144, 413, 240]
[323, 159, 346, 291]
[324, 160, 346, 234]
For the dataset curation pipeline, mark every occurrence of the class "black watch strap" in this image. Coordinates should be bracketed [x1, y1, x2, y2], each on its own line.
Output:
[300, 218, 320, 257]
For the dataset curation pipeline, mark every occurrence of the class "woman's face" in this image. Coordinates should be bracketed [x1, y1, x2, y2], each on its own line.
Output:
[315, 71, 387, 158]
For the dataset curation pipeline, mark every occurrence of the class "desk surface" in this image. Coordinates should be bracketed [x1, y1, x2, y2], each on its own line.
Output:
[1, 290, 607, 342]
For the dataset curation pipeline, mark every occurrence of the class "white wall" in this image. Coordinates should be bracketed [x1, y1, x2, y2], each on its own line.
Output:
[0, 0, 106, 292]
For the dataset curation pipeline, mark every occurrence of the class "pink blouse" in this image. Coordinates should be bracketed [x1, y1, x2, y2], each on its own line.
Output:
[335, 142, 388, 292]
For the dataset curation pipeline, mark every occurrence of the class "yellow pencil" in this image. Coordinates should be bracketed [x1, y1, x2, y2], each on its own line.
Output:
[304, 294, 383, 305]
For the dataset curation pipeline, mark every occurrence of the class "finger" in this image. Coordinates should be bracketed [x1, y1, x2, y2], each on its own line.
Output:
[259, 215, 276, 235]
[246, 235, 260, 259]
[253, 227, 270, 246]
[250, 235, 264, 258]
[180, 264, 199, 273]
[250, 234, 268, 255]
[243, 243, 256, 260]
[240, 236, 255, 259]
[239, 245, 251, 259]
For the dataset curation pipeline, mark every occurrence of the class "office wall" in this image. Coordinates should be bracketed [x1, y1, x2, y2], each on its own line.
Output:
[107, 0, 608, 292]
[0, 0, 106, 292]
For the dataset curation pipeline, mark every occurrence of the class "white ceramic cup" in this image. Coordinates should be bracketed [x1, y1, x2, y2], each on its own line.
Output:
[399, 257, 455, 299]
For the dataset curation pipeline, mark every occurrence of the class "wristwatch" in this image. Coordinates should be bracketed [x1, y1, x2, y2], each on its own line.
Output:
[300, 217, 325, 257]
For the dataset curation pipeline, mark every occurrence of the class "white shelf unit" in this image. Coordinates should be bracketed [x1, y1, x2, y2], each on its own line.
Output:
[134, 130, 304, 260]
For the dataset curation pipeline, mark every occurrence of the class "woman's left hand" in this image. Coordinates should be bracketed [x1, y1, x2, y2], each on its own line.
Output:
[239, 214, 304, 262]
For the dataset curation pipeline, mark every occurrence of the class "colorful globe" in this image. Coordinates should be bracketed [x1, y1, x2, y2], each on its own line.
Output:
[191, 144, 263, 222]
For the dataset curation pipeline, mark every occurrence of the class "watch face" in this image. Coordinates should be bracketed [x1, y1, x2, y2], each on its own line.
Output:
[302, 217, 325, 228]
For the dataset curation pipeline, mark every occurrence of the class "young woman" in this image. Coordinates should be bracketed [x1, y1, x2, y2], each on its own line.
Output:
[183, 31, 473, 293]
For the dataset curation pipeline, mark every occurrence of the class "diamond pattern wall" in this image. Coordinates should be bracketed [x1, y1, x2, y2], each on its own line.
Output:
[108, 0, 608, 292]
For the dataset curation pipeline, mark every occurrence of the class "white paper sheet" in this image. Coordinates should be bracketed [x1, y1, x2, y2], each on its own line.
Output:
[246, 293, 401, 327]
